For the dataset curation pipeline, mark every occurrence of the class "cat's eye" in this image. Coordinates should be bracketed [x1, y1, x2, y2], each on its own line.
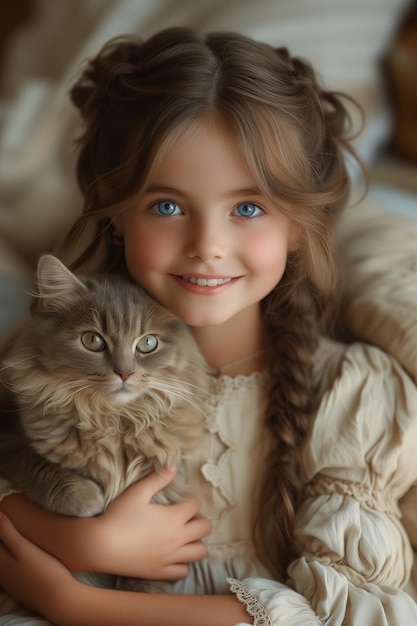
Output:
[136, 334, 158, 354]
[81, 332, 106, 352]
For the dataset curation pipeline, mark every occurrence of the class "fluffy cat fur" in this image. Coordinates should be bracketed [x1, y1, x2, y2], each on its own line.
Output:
[0, 255, 209, 518]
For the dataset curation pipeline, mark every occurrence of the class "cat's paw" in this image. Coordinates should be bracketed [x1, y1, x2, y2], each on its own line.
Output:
[46, 478, 106, 517]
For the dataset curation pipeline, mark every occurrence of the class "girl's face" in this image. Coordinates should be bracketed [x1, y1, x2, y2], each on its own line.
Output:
[115, 115, 300, 328]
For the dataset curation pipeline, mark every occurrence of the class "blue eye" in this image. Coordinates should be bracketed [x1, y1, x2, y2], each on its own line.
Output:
[233, 202, 263, 218]
[154, 200, 181, 216]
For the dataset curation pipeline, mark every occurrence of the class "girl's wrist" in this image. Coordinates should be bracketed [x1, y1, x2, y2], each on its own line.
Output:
[72, 513, 115, 573]
[46, 577, 91, 626]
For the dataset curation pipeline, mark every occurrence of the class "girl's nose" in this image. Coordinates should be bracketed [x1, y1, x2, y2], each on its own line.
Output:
[184, 216, 227, 262]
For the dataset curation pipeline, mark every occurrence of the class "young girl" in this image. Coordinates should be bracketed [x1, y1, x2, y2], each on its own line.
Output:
[1, 26, 417, 626]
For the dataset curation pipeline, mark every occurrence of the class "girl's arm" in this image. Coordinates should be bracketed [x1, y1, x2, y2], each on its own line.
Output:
[0, 468, 211, 580]
[0, 513, 253, 626]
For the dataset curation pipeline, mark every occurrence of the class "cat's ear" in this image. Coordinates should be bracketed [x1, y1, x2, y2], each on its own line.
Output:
[36, 255, 87, 311]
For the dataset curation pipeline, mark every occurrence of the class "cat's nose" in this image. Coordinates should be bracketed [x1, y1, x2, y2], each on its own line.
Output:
[114, 369, 133, 382]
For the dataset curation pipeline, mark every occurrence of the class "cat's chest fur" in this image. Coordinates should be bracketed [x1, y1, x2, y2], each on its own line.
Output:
[21, 376, 203, 506]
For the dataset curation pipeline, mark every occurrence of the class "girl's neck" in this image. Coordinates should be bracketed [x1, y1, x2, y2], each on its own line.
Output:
[189, 304, 268, 377]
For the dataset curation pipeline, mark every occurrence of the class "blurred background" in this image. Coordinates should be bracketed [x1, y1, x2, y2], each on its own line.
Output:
[0, 0, 416, 337]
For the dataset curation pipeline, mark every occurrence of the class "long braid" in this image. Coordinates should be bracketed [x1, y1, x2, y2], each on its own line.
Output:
[256, 261, 320, 580]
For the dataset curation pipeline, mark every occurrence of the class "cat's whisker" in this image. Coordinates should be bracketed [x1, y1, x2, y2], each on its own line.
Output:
[159, 376, 211, 398]
[149, 381, 209, 417]
[0, 356, 37, 372]
[20, 381, 97, 411]
[0, 379, 20, 393]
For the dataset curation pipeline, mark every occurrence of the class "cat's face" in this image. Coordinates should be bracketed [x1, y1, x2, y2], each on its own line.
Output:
[10, 257, 202, 408]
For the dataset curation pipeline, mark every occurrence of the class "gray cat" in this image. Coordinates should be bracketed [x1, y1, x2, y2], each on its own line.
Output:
[0, 255, 208, 519]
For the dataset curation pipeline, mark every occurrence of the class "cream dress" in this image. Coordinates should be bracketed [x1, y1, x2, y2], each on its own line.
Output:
[1, 334, 417, 626]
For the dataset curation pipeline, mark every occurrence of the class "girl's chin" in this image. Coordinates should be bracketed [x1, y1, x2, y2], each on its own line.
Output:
[178, 315, 231, 328]
[172, 308, 237, 328]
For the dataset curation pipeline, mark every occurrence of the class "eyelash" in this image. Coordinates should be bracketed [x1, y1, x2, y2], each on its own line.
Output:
[150, 200, 265, 219]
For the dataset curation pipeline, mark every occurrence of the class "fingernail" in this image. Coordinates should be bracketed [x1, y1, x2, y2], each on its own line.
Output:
[168, 465, 177, 472]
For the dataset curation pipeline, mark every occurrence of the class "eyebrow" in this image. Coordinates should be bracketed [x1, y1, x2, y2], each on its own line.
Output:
[144, 185, 187, 198]
[144, 185, 263, 198]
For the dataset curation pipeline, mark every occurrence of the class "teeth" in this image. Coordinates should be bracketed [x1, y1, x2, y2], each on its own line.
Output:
[183, 276, 232, 286]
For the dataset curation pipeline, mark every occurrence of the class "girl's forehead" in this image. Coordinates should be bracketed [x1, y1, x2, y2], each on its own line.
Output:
[147, 115, 259, 194]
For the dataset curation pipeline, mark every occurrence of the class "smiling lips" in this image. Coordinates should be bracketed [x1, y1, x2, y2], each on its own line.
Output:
[182, 276, 233, 287]
[172, 274, 238, 294]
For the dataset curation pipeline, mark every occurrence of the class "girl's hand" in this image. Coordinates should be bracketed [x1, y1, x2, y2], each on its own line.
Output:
[0, 467, 211, 579]
[0, 513, 252, 626]
[0, 511, 77, 622]
[93, 467, 212, 579]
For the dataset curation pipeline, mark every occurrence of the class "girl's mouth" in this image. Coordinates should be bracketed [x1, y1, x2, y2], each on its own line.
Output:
[171, 274, 238, 295]
[181, 276, 232, 287]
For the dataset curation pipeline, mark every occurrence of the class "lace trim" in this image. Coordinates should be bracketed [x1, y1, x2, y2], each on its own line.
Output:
[209, 370, 269, 393]
[203, 392, 231, 445]
[201, 449, 235, 505]
[204, 369, 268, 436]
[201, 370, 269, 523]
[201, 392, 235, 508]
[305, 475, 401, 517]
[227, 578, 272, 626]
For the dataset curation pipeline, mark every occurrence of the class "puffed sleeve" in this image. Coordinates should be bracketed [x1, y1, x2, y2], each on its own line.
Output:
[228, 339, 417, 625]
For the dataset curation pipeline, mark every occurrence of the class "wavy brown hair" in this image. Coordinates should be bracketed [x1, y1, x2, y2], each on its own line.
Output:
[64, 26, 363, 580]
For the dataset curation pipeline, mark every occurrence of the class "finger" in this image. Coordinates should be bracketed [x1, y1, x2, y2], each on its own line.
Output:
[175, 540, 208, 564]
[182, 516, 212, 547]
[170, 495, 202, 521]
[157, 563, 190, 581]
[126, 467, 178, 502]
[186, 513, 212, 538]
[151, 466, 178, 497]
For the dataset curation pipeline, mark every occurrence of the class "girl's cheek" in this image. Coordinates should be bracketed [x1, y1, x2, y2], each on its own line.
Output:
[125, 232, 169, 266]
